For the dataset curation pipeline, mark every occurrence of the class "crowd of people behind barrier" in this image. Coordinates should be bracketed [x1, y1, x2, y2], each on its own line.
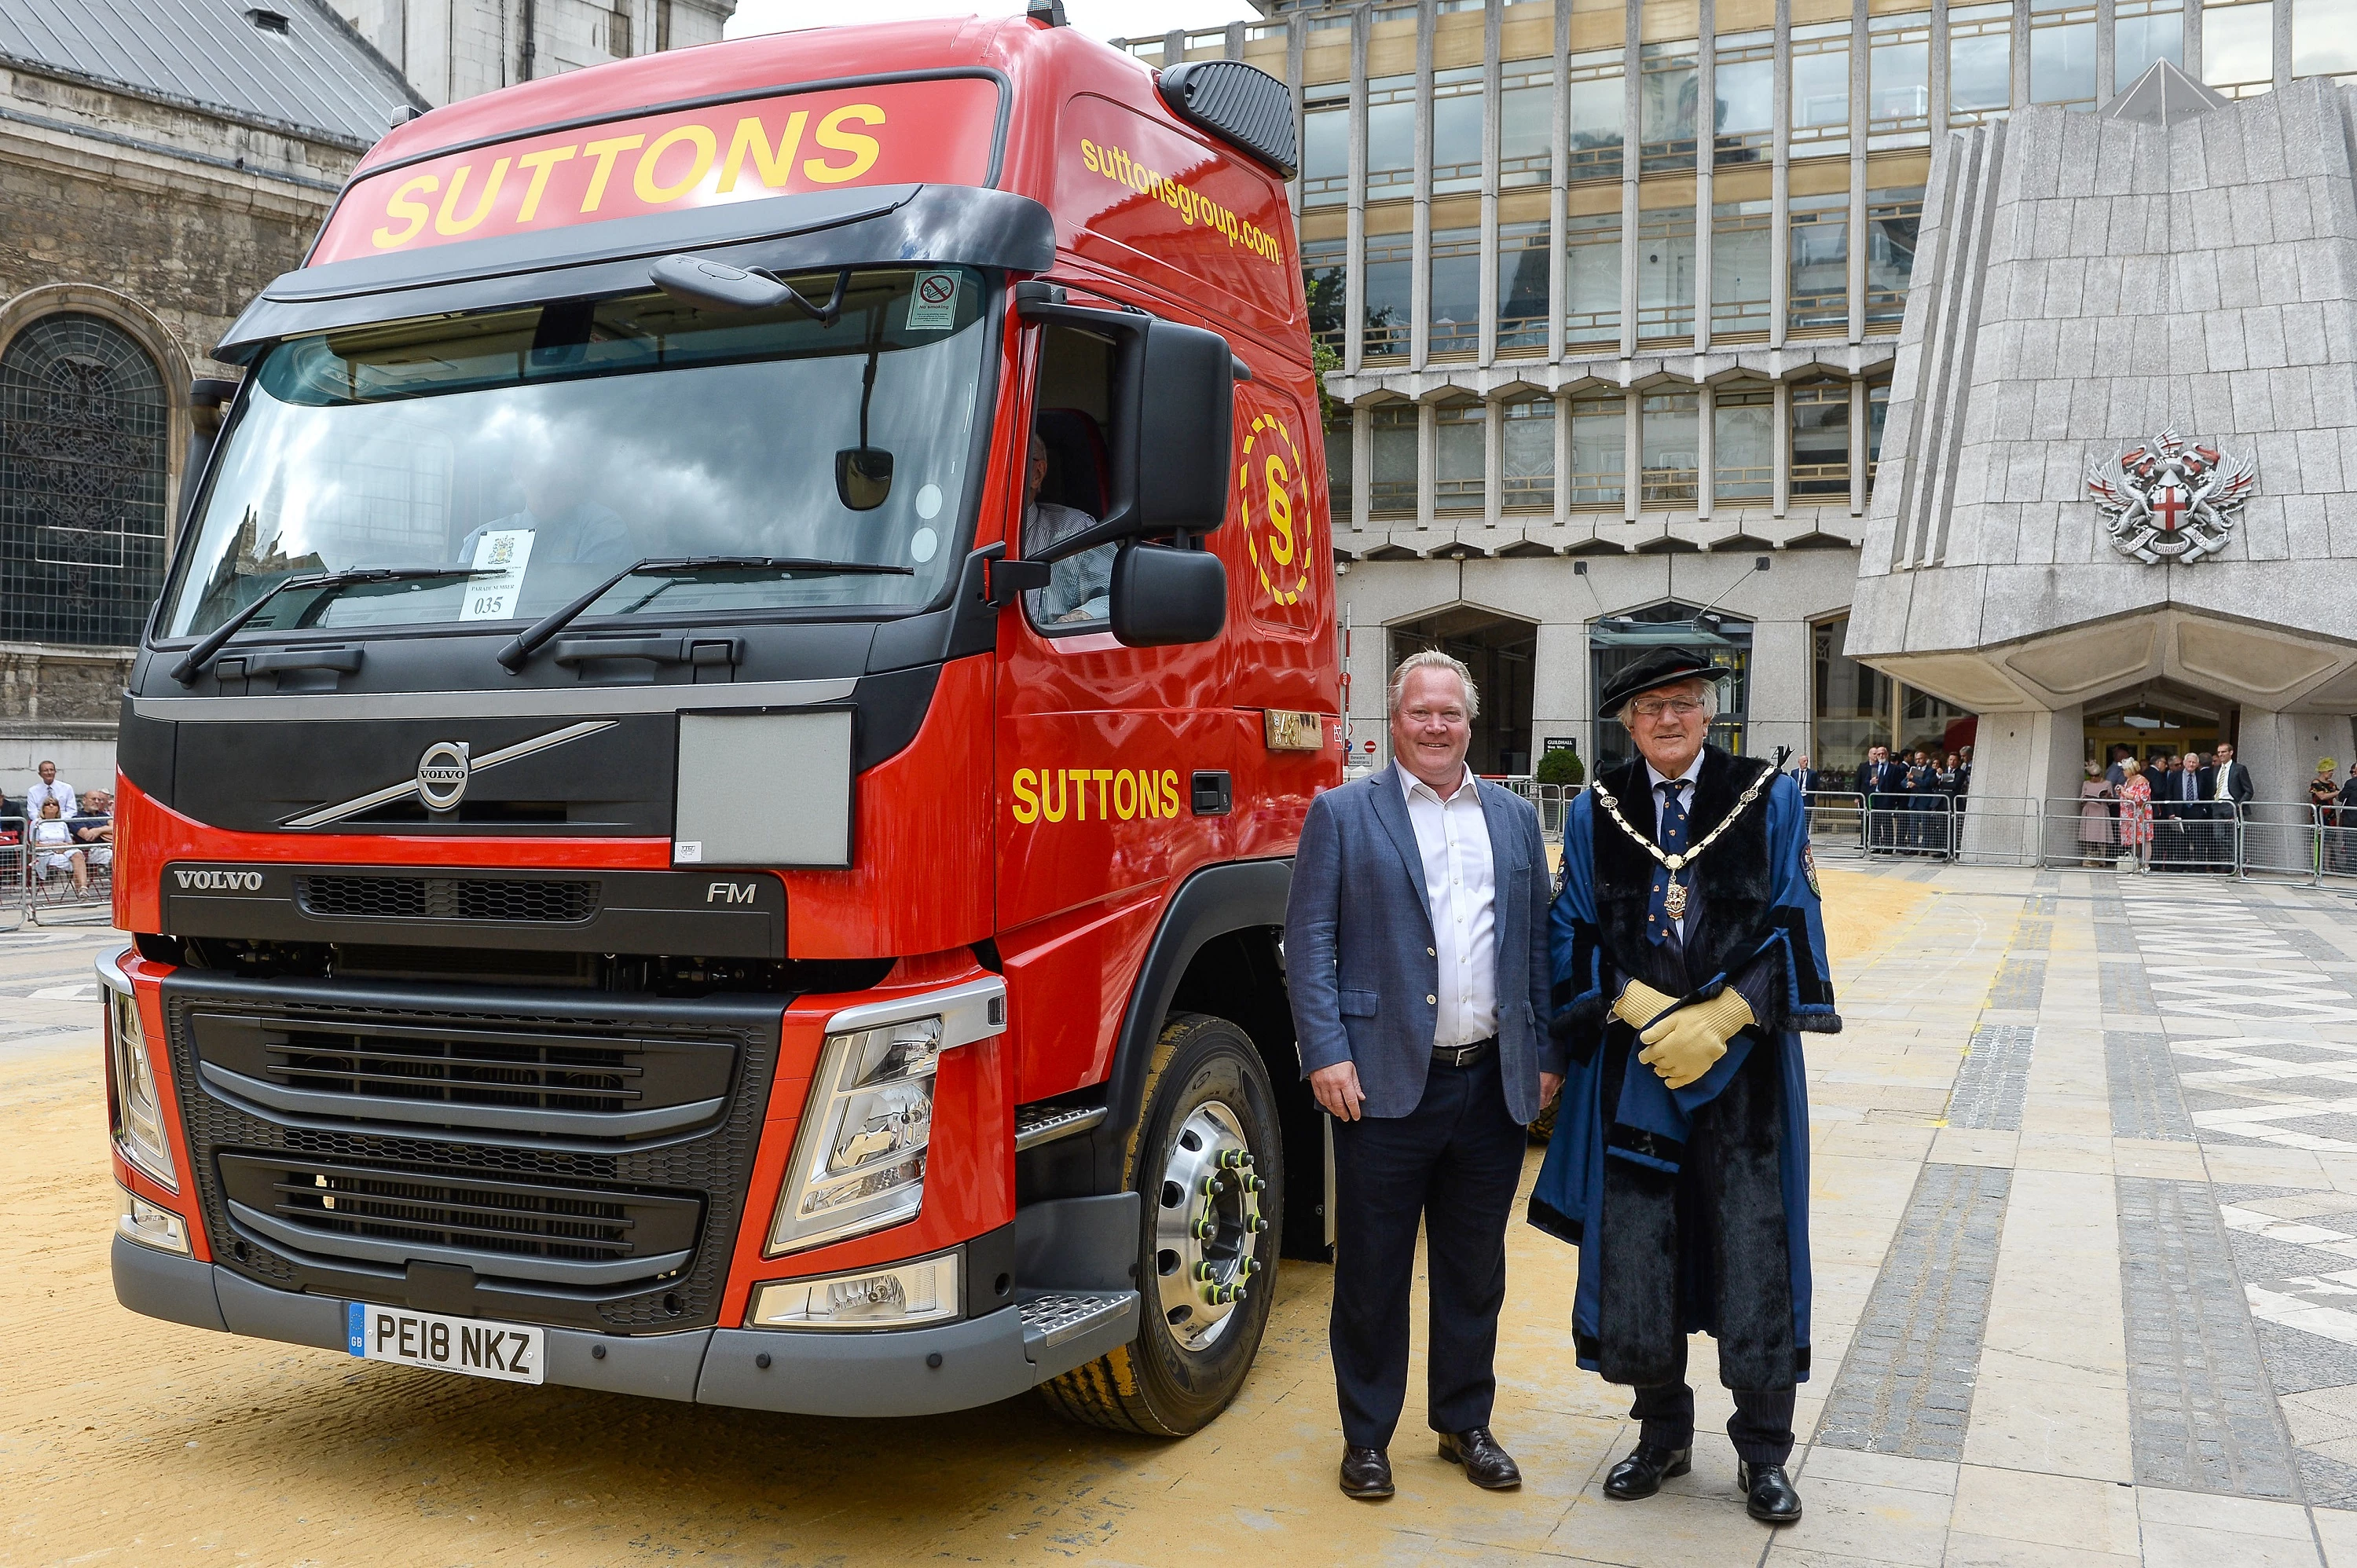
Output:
[0, 759, 112, 908]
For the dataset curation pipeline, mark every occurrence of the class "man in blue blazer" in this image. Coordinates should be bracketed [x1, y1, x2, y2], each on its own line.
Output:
[1285, 650, 1557, 1501]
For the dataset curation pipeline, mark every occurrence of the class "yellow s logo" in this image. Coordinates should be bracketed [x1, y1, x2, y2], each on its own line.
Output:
[1240, 407, 1311, 608]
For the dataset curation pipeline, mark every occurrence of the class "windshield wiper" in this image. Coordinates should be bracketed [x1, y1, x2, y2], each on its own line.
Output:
[170, 566, 477, 685]
[497, 555, 916, 673]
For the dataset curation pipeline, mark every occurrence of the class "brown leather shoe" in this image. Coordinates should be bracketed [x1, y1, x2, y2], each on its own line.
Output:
[1438, 1426, 1523, 1489]
[1340, 1445, 1394, 1500]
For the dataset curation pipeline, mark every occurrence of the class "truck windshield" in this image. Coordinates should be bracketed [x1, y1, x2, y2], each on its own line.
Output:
[159, 266, 988, 640]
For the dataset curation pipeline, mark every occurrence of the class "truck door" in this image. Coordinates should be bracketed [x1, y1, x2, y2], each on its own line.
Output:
[994, 313, 1236, 1106]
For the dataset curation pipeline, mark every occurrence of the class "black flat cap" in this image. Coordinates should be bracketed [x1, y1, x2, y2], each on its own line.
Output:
[1600, 647, 1732, 714]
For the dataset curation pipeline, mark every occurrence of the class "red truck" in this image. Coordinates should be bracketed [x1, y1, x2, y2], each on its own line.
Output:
[101, 7, 1337, 1437]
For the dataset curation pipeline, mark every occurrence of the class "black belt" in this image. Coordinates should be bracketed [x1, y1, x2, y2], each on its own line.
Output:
[1432, 1037, 1495, 1068]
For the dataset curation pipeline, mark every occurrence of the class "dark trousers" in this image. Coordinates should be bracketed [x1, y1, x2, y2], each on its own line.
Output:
[1328, 1046, 1525, 1449]
[1630, 1337, 1798, 1466]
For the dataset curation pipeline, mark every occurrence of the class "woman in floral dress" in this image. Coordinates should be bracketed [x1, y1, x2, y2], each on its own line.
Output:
[2118, 757, 2154, 872]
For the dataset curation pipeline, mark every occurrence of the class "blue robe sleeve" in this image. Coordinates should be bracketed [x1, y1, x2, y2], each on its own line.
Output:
[1547, 793, 1614, 1065]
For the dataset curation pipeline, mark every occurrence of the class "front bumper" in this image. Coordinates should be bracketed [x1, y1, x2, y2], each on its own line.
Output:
[113, 1233, 1137, 1417]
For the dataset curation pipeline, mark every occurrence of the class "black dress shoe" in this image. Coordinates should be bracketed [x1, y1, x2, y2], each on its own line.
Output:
[1602, 1441, 1692, 1500]
[1736, 1460, 1802, 1523]
[1340, 1445, 1394, 1500]
[1437, 1426, 1523, 1489]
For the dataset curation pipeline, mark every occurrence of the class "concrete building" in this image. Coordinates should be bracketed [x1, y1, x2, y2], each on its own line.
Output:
[1118, 0, 2357, 785]
[0, 0, 729, 804]
[1851, 64, 2357, 811]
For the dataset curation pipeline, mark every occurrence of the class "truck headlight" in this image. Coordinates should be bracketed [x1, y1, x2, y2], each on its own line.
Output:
[98, 957, 177, 1192]
[768, 1016, 942, 1254]
[118, 1184, 190, 1254]
[746, 1250, 961, 1330]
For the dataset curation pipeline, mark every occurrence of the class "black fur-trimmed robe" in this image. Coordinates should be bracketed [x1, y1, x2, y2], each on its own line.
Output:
[1528, 746, 1840, 1391]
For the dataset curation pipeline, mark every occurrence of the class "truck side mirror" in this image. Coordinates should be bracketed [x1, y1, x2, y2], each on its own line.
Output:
[1122, 319, 1233, 537]
[1109, 541, 1226, 647]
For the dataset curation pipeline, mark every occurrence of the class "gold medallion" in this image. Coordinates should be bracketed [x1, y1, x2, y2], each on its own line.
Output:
[1662, 877, 1688, 920]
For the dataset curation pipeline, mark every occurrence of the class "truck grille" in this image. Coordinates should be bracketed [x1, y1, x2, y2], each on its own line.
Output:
[217, 1153, 701, 1273]
[297, 874, 599, 923]
[162, 976, 788, 1332]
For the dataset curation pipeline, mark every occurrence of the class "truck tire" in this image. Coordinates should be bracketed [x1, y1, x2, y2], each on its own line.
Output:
[1039, 1011, 1283, 1436]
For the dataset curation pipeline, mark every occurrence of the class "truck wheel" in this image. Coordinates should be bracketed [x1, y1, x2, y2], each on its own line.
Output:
[1038, 1011, 1283, 1437]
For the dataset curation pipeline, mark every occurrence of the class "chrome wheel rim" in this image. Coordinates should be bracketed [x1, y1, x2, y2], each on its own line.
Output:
[1151, 1100, 1265, 1353]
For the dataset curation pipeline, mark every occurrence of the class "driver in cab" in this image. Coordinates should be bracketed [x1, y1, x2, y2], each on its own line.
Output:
[1022, 431, 1113, 625]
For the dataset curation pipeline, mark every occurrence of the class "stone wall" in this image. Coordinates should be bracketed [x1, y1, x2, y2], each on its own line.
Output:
[331, 0, 735, 106]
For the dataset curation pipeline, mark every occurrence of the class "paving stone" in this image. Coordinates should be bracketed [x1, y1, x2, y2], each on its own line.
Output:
[2109, 1030, 2197, 1141]
[2101, 960, 2157, 1015]
[1990, 959, 2048, 1012]
[1950, 1025, 2038, 1131]
[1816, 1163, 2011, 1462]
[2118, 1176, 2304, 1500]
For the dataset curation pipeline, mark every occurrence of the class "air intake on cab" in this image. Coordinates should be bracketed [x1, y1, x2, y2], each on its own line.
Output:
[1157, 60, 1297, 179]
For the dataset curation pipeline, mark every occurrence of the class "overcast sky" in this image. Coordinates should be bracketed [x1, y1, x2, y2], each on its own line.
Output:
[724, 0, 1261, 47]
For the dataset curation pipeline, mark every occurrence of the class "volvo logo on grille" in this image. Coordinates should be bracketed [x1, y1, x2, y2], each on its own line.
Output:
[174, 868, 263, 891]
[417, 741, 471, 812]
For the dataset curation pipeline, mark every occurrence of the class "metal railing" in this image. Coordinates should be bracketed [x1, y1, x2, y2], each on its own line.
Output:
[7, 812, 114, 925]
[1802, 791, 1868, 857]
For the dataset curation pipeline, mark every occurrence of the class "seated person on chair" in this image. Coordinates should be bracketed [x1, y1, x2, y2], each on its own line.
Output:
[1021, 432, 1114, 625]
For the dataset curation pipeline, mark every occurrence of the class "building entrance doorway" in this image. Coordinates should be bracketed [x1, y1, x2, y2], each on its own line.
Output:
[1589, 602, 1751, 772]
[1388, 608, 1537, 775]
[2084, 691, 2229, 771]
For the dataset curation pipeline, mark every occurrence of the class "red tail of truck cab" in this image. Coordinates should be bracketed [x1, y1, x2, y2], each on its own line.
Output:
[101, 15, 1338, 1435]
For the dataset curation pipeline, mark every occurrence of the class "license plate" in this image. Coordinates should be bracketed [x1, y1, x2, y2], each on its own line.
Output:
[346, 1302, 544, 1385]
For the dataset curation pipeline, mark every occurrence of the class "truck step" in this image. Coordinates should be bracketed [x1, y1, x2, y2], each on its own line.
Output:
[1019, 1289, 1134, 1352]
[1013, 1101, 1108, 1152]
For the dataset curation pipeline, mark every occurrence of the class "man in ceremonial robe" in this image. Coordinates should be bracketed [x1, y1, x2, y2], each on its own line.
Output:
[1529, 647, 1840, 1526]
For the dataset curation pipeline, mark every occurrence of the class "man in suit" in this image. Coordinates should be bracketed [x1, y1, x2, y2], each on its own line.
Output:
[1286, 649, 1556, 1501]
[1530, 648, 1838, 1526]
[2150, 753, 2184, 870]
[2205, 741, 2256, 868]
[1855, 745, 1905, 853]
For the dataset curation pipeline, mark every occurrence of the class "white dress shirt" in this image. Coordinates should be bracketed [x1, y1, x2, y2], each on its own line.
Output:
[1645, 753, 1706, 940]
[2214, 761, 2236, 801]
[1397, 761, 1497, 1049]
[25, 780, 74, 819]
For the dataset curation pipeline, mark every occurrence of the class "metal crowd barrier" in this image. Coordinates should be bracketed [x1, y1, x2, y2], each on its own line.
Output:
[1862, 793, 1959, 859]
[10, 811, 114, 925]
[0, 816, 22, 930]
[1802, 791, 1868, 857]
[2323, 811, 2357, 882]
[1952, 795, 2042, 866]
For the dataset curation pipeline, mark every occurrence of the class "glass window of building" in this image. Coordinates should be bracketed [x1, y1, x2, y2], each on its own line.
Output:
[1865, 185, 1923, 331]
[1300, 90, 1351, 208]
[1901, 685, 1972, 759]
[1714, 379, 1774, 502]
[0, 313, 168, 647]
[1303, 234, 1347, 358]
[1867, 377, 1891, 496]
[2205, 0, 2276, 93]
[1714, 31, 1776, 165]
[1568, 390, 1627, 507]
[1567, 48, 1627, 181]
[1501, 397, 1555, 511]
[1640, 41, 1701, 172]
[1791, 21, 1853, 158]
[1368, 403, 1417, 515]
[1640, 389, 1699, 505]
[1435, 399, 1485, 512]
[2031, 0, 2101, 108]
[1497, 219, 1551, 355]
[1868, 13, 1933, 148]
[2293, 0, 2357, 75]
[1711, 196, 1773, 339]
[1637, 200, 1698, 345]
[1565, 209, 1624, 347]
[1431, 66, 1486, 196]
[1327, 418, 1352, 516]
[1365, 75, 1417, 200]
[1363, 229, 1415, 361]
[1949, 2, 2014, 119]
[1789, 193, 1849, 334]
[1499, 62, 1554, 189]
[2117, 0, 2185, 86]
[1791, 377, 1852, 496]
[1813, 615, 1893, 773]
[1428, 226, 1482, 359]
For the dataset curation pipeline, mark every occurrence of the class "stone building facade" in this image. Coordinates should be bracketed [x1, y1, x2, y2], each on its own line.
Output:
[331, 0, 733, 108]
[1850, 66, 2357, 809]
[0, 0, 730, 804]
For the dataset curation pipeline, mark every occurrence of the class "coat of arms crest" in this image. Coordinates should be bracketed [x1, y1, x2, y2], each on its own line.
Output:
[2085, 430, 2257, 564]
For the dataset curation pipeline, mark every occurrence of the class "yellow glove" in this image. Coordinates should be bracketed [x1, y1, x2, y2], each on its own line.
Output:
[1637, 990, 1754, 1090]
[1611, 978, 1678, 1031]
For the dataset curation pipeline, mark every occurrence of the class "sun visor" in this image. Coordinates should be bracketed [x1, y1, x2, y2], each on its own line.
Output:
[213, 184, 1055, 364]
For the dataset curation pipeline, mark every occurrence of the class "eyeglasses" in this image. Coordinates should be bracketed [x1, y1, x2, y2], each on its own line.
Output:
[1629, 696, 1706, 719]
